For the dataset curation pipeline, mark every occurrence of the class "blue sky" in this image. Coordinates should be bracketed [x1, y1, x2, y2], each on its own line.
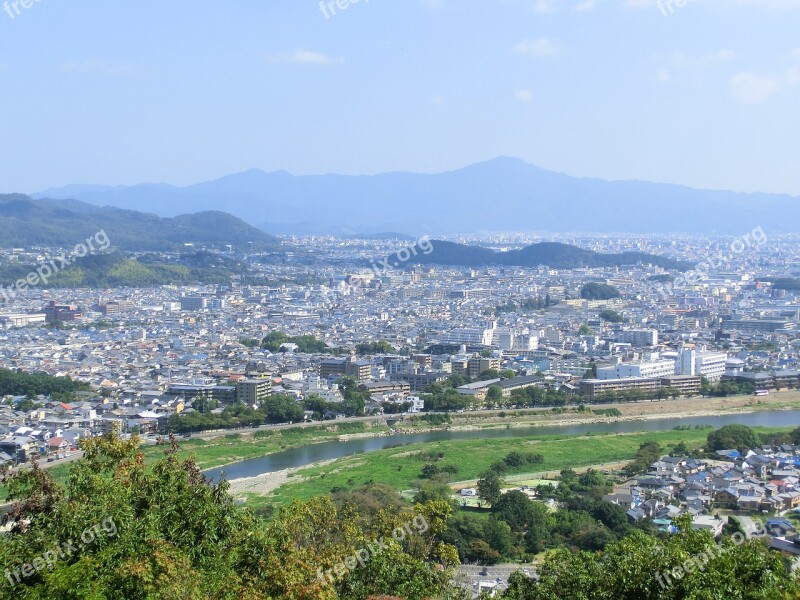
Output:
[0, 0, 798, 196]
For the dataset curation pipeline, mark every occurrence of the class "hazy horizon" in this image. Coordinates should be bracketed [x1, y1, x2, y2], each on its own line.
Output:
[1, 1, 799, 196]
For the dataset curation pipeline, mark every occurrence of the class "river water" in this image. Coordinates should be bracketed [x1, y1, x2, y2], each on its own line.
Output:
[205, 410, 800, 481]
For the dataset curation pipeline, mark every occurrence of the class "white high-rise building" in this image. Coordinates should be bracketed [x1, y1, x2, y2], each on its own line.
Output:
[695, 352, 727, 382]
[675, 348, 727, 382]
[597, 360, 676, 380]
[439, 327, 495, 346]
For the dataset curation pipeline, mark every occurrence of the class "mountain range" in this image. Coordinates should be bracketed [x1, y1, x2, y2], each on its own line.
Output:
[36, 157, 800, 235]
[394, 240, 690, 271]
[0, 194, 278, 251]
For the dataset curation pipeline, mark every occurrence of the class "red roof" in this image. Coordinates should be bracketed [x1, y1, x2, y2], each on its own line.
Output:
[48, 437, 67, 448]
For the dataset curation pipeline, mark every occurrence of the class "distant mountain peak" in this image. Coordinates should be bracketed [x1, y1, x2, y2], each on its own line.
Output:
[30, 158, 800, 235]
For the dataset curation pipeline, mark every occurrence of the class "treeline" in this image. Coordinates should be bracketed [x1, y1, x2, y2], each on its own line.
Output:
[769, 278, 800, 291]
[261, 331, 341, 354]
[495, 295, 554, 314]
[0, 253, 243, 289]
[580, 282, 621, 300]
[0, 368, 91, 400]
[168, 390, 368, 433]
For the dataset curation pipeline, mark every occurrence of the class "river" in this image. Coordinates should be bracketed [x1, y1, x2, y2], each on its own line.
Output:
[205, 410, 800, 481]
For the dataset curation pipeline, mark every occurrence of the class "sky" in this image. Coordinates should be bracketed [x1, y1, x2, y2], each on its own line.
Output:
[0, 0, 799, 196]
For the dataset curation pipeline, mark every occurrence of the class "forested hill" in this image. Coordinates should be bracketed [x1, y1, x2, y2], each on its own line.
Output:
[0, 194, 279, 251]
[400, 240, 690, 270]
[0, 252, 246, 289]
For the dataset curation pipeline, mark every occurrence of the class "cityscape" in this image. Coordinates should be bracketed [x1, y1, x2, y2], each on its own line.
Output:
[2, 2, 800, 599]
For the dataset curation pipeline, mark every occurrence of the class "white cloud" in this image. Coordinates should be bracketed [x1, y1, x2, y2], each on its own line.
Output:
[729, 67, 799, 104]
[792, 48, 800, 59]
[432, 95, 446, 105]
[266, 49, 343, 66]
[515, 90, 534, 103]
[514, 38, 559, 58]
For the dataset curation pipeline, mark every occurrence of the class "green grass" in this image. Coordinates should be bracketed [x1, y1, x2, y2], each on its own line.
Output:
[133, 422, 389, 471]
[266, 427, 790, 506]
[0, 422, 387, 500]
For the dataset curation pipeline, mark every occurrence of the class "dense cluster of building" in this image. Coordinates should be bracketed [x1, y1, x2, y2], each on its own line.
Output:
[1, 233, 799, 465]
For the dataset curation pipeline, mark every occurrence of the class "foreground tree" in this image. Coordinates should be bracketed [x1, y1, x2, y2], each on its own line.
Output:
[0, 435, 463, 600]
[502, 516, 799, 599]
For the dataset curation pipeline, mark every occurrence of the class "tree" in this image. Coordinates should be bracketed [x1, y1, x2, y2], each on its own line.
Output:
[501, 517, 800, 599]
[792, 426, 800, 446]
[0, 435, 462, 599]
[262, 394, 305, 424]
[477, 472, 503, 506]
[598, 309, 624, 323]
[578, 324, 593, 335]
[580, 283, 621, 300]
[479, 369, 501, 381]
[706, 424, 761, 453]
[487, 386, 503, 402]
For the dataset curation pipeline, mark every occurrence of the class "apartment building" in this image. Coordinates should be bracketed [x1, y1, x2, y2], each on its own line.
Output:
[236, 378, 273, 405]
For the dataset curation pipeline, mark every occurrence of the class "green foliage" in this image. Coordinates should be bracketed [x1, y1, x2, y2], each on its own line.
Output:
[0, 435, 462, 599]
[0, 368, 91, 399]
[592, 408, 622, 417]
[261, 331, 335, 354]
[501, 522, 800, 599]
[580, 283, 622, 300]
[706, 424, 761, 453]
[770, 278, 800, 291]
[477, 472, 503, 506]
[624, 441, 664, 476]
[599, 309, 624, 323]
[1, 252, 245, 289]
[168, 395, 309, 433]
[417, 413, 451, 426]
[495, 296, 555, 314]
[354, 340, 396, 355]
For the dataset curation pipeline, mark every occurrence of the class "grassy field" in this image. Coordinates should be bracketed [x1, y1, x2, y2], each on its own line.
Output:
[0, 422, 388, 502]
[266, 427, 790, 506]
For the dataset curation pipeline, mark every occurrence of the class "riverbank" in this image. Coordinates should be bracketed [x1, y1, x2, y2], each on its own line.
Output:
[396, 392, 800, 435]
[263, 425, 794, 507]
[210, 392, 800, 481]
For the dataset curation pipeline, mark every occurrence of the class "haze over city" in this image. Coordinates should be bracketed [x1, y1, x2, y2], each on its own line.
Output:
[2, 2, 800, 599]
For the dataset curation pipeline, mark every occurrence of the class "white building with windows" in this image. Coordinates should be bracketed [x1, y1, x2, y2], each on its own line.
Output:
[675, 348, 727, 382]
[597, 360, 676, 380]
